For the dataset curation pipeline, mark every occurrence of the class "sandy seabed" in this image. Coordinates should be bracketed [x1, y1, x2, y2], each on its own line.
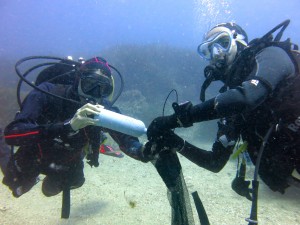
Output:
[0, 142, 299, 225]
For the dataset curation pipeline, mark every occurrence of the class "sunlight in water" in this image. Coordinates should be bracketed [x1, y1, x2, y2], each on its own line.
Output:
[193, 0, 234, 35]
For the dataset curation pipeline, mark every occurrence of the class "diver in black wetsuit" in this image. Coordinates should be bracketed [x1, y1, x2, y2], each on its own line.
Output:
[3, 56, 149, 198]
[147, 21, 300, 194]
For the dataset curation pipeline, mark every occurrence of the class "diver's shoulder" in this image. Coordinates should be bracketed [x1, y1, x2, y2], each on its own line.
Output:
[258, 45, 290, 56]
[36, 81, 57, 91]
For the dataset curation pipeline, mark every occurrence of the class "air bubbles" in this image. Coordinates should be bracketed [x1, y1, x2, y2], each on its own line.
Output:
[193, 0, 234, 33]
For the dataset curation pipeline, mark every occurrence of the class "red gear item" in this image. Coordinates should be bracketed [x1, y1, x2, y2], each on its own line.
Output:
[99, 144, 124, 158]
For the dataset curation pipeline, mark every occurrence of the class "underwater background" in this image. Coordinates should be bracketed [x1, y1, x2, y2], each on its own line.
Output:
[0, 0, 299, 224]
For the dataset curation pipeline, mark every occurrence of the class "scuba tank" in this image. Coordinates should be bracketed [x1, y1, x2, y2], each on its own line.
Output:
[94, 108, 147, 137]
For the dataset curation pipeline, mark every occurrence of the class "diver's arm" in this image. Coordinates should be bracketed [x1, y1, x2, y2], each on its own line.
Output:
[109, 129, 144, 160]
[177, 117, 237, 172]
[179, 140, 233, 172]
[4, 84, 73, 146]
[4, 119, 72, 146]
[190, 46, 295, 122]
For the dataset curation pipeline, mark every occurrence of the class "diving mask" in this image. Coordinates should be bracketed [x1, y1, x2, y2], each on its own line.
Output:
[197, 31, 233, 62]
[79, 70, 113, 99]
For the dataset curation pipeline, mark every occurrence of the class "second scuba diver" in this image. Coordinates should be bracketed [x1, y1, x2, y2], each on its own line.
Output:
[3, 56, 151, 197]
[146, 20, 300, 194]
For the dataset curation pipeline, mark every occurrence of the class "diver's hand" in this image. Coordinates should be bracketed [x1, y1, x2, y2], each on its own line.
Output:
[70, 103, 104, 131]
[161, 130, 185, 152]
[147, 115, 177, 141]
[143, 130, 185, 160]
[147, 102, 193, 141]
[140, 141, 159, 162]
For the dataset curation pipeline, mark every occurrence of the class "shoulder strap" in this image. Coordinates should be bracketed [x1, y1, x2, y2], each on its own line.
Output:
[261, 19, 290, 42]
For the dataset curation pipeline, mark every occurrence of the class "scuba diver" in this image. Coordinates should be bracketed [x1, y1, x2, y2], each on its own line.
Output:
[3, 56, 150, 198]
[147, 19, 300, 196]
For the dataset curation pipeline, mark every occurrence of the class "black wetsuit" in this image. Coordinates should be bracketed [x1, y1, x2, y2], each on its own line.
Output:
[0, 129, 10, 175]
[179, 46, 299, 193]
[3, 82, 143, 196]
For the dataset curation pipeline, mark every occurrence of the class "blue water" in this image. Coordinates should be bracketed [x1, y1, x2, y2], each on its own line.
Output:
[0, 0, 299, 58]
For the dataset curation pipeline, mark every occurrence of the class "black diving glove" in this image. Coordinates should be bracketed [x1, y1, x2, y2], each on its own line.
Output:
[147, 101, 193, 142]
[161, 130, 185, 152]
[147, 115, 177, 142]
[145, 130, 185, 156]
[140, 141, 158, 162]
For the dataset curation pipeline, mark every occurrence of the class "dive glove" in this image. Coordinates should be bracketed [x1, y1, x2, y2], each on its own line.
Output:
[147, 101, 193, 141]
[144, 130, 185, 157]
[69, 103, 104, 131]
[160, 130, 185, 152]
[140, 141, 158, 162]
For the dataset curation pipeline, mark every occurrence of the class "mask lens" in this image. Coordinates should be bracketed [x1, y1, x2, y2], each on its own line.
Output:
[215, 35, 230, 49]
[197, 42, 212, 60]
[80, 73, 113, 98]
